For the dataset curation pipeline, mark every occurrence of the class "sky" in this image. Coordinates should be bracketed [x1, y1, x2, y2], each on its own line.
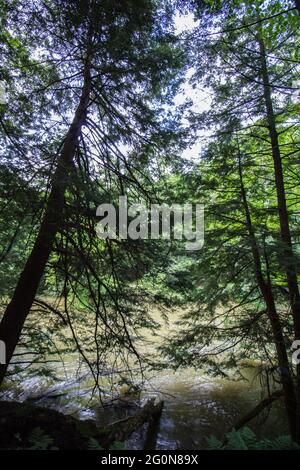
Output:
[172, 12, 213, 161]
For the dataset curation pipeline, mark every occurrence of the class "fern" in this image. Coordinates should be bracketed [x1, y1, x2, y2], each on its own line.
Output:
[109, 441, 124, 450]
[87, 438, 124, 450]
[88, 437, 104, 450]
[207, 427, 300, 450]
[28, 427, 55, 450]
[206, 435, 224, 450]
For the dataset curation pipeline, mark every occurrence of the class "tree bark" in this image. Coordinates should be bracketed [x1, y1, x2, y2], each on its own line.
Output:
[238, 150, 297, 440]
[233, 390, 283, 431]
[0, 49, 92, 386]
[101, 399, 164, 449]
[257, 33, 300, 442]
[143, 400, 164, 450]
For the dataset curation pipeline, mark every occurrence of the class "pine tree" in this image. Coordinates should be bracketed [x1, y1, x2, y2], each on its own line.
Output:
[0, 0, 183, 386]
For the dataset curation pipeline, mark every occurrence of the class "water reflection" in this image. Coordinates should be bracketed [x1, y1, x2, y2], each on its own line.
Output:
[126, 370, 288, 449]
[1, 362, 288, 449]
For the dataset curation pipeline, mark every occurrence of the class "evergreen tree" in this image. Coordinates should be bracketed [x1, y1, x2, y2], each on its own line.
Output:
[0, 0, 183, 387]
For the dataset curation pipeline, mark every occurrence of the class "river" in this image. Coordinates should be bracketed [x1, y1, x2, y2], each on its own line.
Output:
[1, 360, 287, 450]
[0, 306, 288, 449]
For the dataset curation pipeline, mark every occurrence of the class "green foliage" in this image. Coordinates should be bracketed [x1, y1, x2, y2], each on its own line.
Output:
[28, 427, 56, 450]
[0, 0, 185, 388]
[0, 0, 299, 447]
[207, 427, 300, 450]
[87, 437, 104, 450]
[109, 441, 125, 450]
[87, 438, 124, 450]
[161, 0, 300, 382]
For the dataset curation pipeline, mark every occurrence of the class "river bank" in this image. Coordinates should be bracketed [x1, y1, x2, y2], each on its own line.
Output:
[1, 363, 288, 450]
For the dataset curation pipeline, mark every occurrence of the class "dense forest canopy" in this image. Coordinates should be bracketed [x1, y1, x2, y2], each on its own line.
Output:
[0, 0, 299, 452]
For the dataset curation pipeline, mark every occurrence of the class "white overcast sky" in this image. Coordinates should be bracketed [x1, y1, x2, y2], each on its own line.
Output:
[173, 12, 213, 162]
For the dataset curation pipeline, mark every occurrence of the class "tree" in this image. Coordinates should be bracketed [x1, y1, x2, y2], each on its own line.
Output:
[0, 0, 183, 386]
[163, 0, 300, 441]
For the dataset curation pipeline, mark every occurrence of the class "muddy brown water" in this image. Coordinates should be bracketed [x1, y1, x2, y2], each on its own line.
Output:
[0, 307, 288, 449]
[2, 361, 287, 450]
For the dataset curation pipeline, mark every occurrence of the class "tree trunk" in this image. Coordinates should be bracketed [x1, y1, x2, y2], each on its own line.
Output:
[0, 50, 92, 386]
[238, 150, 297, 440]
[101, 399, 164, 449]
[258, 33, 300, 442]
[143, 400, 163, 450]
[233, 390, 283, 431]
